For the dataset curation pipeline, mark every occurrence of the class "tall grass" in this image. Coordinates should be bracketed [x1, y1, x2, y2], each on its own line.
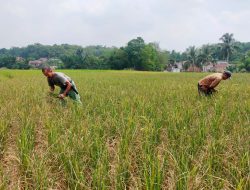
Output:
[0, 70, 249, 189]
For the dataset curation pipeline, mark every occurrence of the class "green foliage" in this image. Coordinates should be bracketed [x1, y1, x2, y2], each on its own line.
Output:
[198, 45, 213, 65]
[239, 51, 250, 72]
[141, 44, 161, 71]
[0, 34, 250, 71]
[219, 33, 238, 62]
[101, 37, 167, 71]
[227, 64, 237, 72]
[0, 55, 16, 68]
[109, 48, 129, 70]
[125, 37, 146, 70]
[47, 58, 64, 68]
[169, 50, 183, 63]
[185, 46, 201, 67]
[119, 38, 165, 71]
[0, 55, 30, 69]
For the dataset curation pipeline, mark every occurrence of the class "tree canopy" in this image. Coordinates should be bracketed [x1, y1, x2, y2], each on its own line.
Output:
[0, 34, 249, 72]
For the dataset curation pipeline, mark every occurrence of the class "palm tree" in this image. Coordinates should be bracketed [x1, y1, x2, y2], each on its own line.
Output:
[187, 46, 197, 67]
[198, 45, 213, 66]
[219, 33, 237, 63]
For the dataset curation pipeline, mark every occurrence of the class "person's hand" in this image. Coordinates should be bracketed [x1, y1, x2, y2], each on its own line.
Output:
[50, 87, 55, 92]
[212, 89, 218, 93]
[58, 94, 66, 99]
[211, 88, 217, 93]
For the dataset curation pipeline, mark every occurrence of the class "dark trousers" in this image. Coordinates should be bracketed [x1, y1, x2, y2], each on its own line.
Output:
[198, 83, 214, 96]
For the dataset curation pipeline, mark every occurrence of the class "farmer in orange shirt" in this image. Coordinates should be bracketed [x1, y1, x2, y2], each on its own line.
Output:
[198, 71, 232, 96]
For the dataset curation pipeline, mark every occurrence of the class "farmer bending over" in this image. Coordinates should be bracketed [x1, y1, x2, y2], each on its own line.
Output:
[198, 71, 232, 96]
[42, 67, 82, 104]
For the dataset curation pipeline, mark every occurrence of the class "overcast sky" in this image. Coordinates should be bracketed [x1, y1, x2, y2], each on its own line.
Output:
[1, 0, 250, 51]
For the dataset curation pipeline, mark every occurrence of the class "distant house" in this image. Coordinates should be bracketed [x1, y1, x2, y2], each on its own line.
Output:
[172, 68, 181, 72]
[165, 62, 183, 72]
[16, 57, 25, 62]
[29, 58, 48, 68]
[187, 65, 202, 72]
[166, 61, 230, 73]
[39, 58, 48, 62]
[214, 61, 230, 72]
[202, 61, 230, 72]
[175, 62, 183, 70]
[202, 63, 215, 72]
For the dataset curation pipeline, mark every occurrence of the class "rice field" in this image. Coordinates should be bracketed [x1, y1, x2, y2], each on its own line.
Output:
[0, 70, 249, 190]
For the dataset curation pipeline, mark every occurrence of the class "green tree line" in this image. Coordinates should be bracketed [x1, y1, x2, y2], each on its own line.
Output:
[0, 34, 250, 71]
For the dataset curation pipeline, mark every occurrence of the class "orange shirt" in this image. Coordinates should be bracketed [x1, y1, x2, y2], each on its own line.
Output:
[198, 73, 223, 88]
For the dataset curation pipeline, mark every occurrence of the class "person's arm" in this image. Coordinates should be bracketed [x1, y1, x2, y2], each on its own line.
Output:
[50, 85, 55, 92]
[47, 78, 55, 92]
[59, 80, 72, 98]
[209, 78, 221, 89]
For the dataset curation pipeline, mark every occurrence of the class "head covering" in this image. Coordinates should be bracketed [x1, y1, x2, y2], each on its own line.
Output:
[223, 70, 232, 78]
